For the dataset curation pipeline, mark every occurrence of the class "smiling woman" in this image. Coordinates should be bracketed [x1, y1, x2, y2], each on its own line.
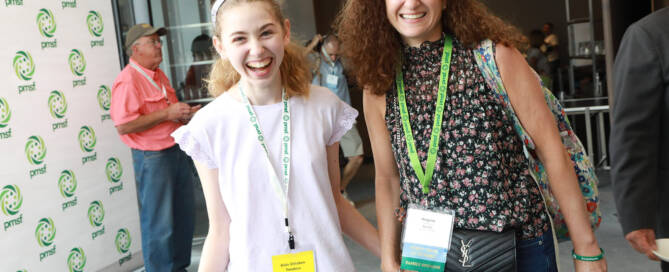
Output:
[336, 0, 526, 95]
[337, 0, 608, 271]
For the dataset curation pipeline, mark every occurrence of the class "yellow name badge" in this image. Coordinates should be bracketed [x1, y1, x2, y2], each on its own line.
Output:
[272, 250, 316, 272]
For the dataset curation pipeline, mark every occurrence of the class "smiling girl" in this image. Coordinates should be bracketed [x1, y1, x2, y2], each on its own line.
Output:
[171, 0, 380, 271]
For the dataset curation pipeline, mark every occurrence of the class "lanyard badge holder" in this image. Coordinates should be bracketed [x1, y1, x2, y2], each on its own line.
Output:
[238, 85, 316, 272]
[320, 46, 339, 90]
[130, 62, 171, 105]
[397, 35, 457, 272]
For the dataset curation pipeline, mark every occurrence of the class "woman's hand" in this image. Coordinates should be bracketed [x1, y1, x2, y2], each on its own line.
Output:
[574, 258, 607, 272]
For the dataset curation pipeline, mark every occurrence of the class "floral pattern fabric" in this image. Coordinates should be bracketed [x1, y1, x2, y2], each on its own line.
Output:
[473, 39, 601, 240]
[386, 37, 549, 239]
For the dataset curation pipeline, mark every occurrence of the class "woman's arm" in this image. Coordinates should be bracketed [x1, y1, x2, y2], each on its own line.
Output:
[363, 90, 404, 272]
[193, 160, 231, 272]
[495, 44, 606, 271]
[326, 142, 381, 258]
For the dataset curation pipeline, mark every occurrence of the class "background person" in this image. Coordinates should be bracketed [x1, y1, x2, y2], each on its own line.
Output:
[311, 34, 364, 202]
[110, 23, 200, 272]
[184, 34, 214, 100]
[337, 0, 606, 271]
[541, 22, 560, 90]
[527, 29, 552, 88]
[610, 7, 669, 271]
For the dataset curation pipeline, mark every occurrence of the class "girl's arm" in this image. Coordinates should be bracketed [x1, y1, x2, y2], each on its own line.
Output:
[495, 44, 607, 272]
[326, 142, 381, 258]
[362, 90, 404, 272]
[193, 160, 231, 272]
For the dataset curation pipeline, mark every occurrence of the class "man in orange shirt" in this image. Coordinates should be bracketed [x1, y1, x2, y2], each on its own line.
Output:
[110, 23, 200, 272]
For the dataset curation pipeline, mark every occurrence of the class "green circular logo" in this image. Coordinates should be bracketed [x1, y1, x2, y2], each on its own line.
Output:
[67, 247, 86, 272]
[78, 126, 96, 153]
[1, 185, 23, 216]
[36, 8, 56, 38]
[25, 136, 46, 165]
[115, 228, 131, 254]
[88, 201, 105, 227]
[13, 51, 35, 81]
[0, 97, 11, 128]
[68, 49, 86, 77]
[97, 85, 111, 111]
[105, 157, 123, 183]
[35, 217, 56, 247]
[48, 90, 68, 119]
[58, 170, 77, 198]
[86, 11, 104, 37]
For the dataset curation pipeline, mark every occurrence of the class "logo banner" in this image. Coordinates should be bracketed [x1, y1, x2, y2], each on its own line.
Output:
[0, 1, 142, 271]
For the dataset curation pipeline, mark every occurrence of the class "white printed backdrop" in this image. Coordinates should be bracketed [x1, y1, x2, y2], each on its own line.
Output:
[0, 1, 142, 271]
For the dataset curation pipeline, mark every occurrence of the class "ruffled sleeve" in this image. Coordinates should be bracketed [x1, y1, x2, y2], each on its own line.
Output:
[172, 124, 217, 169]
[327, 100, 359, 146]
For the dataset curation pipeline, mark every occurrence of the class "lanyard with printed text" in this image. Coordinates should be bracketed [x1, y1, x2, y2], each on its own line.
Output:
[130, 61, 170, 104]
[396, 35, 453, 195]
[239, 85, 295, 249]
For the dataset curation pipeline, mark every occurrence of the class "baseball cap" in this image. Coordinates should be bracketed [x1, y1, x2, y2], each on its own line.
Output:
[124, 23, 167, 50]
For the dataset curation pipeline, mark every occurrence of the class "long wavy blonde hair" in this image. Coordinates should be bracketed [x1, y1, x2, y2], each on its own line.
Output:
[207, 0, 310, 98]
[335, 0, 527, 95]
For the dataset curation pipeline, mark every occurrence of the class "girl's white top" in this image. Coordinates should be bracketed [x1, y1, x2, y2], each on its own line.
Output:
[172, 85, 358, 271]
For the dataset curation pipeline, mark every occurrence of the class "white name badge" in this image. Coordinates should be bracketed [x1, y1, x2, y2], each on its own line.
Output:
[400, 204, 455, 272]
[326, 74, 338, 87]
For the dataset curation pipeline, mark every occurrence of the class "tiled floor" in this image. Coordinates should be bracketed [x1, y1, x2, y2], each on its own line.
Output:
[181, 163, 662, 271]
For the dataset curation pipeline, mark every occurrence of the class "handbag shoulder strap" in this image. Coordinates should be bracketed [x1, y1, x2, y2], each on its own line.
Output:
[472, 40, 536, 151]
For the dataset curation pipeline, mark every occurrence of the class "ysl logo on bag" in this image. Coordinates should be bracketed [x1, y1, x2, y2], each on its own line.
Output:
[459, 239, 473, 267]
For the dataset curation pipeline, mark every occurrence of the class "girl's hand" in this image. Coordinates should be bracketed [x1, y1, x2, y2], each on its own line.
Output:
[574, 258, 607, 272]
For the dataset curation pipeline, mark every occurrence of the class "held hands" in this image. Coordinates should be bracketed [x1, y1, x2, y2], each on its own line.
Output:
[625, 229, 660, 261]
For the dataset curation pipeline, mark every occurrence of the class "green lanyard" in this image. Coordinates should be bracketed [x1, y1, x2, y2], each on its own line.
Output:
[239, 85, 295, 249]
[395, 35, 453, 195]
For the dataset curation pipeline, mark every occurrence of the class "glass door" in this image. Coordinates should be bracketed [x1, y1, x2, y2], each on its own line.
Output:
[113, 0, 214, 103]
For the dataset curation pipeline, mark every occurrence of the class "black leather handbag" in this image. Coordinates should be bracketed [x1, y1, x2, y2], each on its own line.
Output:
[446, 229, 517, 272]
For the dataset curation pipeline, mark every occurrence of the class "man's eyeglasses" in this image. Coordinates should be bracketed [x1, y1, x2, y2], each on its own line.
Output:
[138, 38, 162, 47]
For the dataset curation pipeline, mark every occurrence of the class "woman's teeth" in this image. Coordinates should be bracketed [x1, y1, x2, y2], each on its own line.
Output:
[247, 59, 271, 69]
[401, 13, 426, 19]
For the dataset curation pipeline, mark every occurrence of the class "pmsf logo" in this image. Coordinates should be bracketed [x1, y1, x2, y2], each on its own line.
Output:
[69, 49, 87, 87]
[1, 184, 24, 231]
[59, 170, 78, 211]
[87, 11, 105, 48]
[49, 90, 69, 132]
[98, 85, 111, 122]
[0, 97, 12, 140]
[35, 217, 56, 261]
[5, 0, 24, 7]
[79, 126, 97, 165]
[13, 51, 36, 94]
[106, 157, 124, 195]
[67, 247, 86, 272]
[116, 228, 133, 266]
[37, 8, 58, 49]
[89, 200, 105, 239]
[25, 136, 47, 179]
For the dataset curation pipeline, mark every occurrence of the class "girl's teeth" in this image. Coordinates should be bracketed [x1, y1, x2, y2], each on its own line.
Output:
[248, 59, 271, 68]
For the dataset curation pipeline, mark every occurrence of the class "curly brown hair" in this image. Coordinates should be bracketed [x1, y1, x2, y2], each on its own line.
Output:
[207, 0, 311, 98]
[335, 0, 527, 95]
